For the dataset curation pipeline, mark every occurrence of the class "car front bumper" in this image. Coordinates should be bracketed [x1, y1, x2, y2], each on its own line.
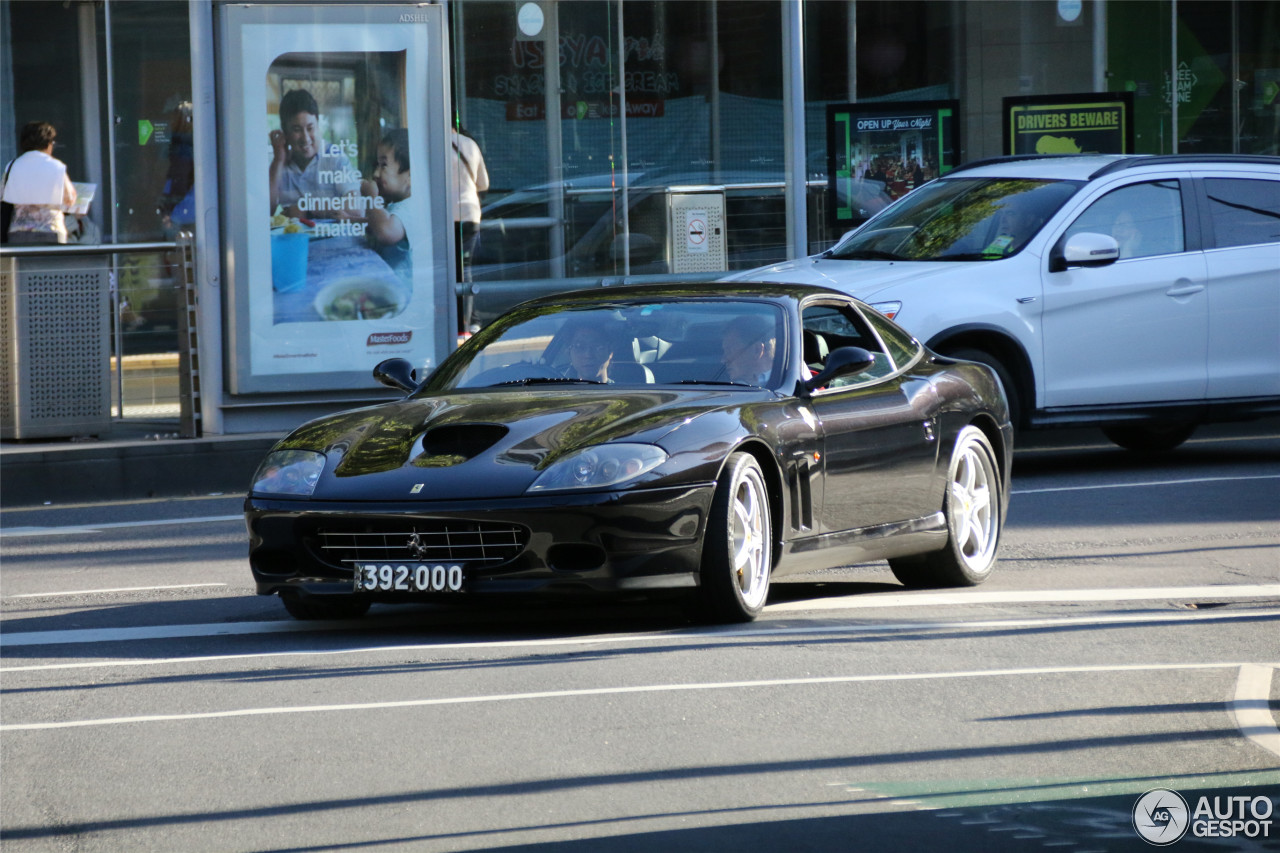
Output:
[245, 482, 715, 601]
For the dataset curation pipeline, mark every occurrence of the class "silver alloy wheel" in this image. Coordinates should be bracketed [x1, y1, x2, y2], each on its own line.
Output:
[948, 430, 997, 574]
[732, 465, 770, 610]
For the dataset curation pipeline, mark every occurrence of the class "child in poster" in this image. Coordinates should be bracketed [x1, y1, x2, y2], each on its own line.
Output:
[361, 128, 412, 286]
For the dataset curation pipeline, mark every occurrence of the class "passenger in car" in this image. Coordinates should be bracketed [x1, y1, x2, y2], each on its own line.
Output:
[1111, 210, 1144, 258]
[721, 315, 777, 386]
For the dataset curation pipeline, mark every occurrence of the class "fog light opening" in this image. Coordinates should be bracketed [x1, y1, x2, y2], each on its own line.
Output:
[547, 544, 607, 573]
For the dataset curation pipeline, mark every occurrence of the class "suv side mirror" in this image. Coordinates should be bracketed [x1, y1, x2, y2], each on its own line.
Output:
[374, 358, 420, 394]
[1049, 232, 1121, 272]
[801, 346, 875, 396]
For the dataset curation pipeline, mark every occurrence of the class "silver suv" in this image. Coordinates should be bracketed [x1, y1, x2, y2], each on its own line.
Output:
[728, 154, 1280, 451]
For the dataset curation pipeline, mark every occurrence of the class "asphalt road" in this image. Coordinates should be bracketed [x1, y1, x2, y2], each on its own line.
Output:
[1, 421, 1278, 852]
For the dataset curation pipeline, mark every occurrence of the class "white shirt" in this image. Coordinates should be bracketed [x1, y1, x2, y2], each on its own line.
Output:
[453, 132, 489, 224]
[2, 150, 69, 206]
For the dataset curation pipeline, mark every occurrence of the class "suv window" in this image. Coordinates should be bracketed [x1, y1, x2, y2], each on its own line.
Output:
[1062, 180, 1185, 259]
[827, 178, 1083, 262]
[1203, 178, 1280, 249]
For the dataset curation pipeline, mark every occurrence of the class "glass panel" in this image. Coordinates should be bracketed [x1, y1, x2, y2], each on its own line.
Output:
[453, 0, 785, 325]
[1203, 178, 1280, 249]
[108, 1, 193, 243]
[1064, 180, 1186, 259]
[1, 1, 92, 238]
[803, 1, 955, 250]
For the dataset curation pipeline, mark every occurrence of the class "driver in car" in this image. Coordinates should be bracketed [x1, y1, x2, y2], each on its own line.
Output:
[562, 325, 617, 383]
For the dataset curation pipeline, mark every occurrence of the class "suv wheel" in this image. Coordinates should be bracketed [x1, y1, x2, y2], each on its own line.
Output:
[1102, 423, 1196, 453]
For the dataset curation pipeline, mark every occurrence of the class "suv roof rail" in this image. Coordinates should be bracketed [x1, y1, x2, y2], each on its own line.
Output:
[947, 154, 1100, 176]
[1089, 153, 1280, 179]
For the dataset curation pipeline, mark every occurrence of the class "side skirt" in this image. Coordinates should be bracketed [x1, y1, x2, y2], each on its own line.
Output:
[778, 512, 948, 575]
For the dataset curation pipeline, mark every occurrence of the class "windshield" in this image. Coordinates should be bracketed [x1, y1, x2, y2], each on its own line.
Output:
[828, 177, 1084, 261]
[425, 300, 786, 392]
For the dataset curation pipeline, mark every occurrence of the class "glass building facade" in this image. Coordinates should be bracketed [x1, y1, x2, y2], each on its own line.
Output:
[2, 0, 1277, 433]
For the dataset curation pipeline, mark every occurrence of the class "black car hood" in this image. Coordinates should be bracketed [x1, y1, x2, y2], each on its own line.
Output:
[277, 387, 749, 500]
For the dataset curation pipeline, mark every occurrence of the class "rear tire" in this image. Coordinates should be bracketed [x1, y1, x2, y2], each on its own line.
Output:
[697, 453, 772, 623]
[890, 426, 1001, 588]
[280, 592, 371, 621]
[1102, 423, 1196, 453]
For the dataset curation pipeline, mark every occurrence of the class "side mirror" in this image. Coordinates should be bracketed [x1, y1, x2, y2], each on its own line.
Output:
[802, 346, 875, 395]
[1049, 232, 1120, 273]
[373, 358, 419, 394]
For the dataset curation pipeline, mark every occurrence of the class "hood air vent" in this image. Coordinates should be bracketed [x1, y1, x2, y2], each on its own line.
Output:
[413, 423, 509, 467]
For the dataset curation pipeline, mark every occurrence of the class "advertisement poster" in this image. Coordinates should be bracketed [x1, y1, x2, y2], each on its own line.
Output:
[1003, 92, 1135, 155]
[222, 6, 450, 394]
[826, 101, 959, 231]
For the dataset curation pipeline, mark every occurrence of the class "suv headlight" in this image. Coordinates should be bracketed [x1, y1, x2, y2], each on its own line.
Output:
[251, 449, 326, 497]
[528, 444, 667, 492]
[870, 301, 901, 320]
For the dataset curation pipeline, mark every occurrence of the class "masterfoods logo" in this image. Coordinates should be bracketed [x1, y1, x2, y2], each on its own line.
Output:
[1133, 789, 1274, 845]
[368, 331, 412, 346]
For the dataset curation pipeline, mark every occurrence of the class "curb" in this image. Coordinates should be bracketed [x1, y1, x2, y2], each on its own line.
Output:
[0, 434, 281, 507]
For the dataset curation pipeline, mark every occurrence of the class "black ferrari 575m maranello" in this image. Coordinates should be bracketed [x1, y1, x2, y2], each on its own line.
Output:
[246, 282, 1012, 623]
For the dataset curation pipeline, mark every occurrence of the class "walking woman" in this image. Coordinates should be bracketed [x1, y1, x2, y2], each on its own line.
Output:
[1, 121, 77, 244]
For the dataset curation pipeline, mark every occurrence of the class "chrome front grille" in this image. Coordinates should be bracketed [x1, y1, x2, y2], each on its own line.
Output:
[316, 521, 527, 567]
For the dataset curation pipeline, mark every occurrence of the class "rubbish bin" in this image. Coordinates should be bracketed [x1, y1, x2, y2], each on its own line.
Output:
[0, 253, 111, 439]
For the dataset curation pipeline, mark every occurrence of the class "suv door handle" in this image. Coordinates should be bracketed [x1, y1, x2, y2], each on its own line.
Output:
[1166, 282, 1206, 298]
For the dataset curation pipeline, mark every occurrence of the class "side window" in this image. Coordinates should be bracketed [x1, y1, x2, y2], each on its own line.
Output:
[1064, 180, 1185, 260]
[1203, 178, 1280, 249]
[801, 302, 892, 388]
[864, 309, 921, 369]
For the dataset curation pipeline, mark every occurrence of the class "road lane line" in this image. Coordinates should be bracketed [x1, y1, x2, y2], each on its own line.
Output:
[1012, 474, 1280, 495]
[4, 661, 1277, 732]
[765, 584, 1280, 612]
[7, 584, 228, 599]
[1233, 664, 1280, 760]
[3, 607, 1279, 671]
[0, 515, 242, 537]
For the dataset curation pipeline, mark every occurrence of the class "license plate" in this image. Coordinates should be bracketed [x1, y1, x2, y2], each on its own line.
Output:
[353, 564, 466, 593]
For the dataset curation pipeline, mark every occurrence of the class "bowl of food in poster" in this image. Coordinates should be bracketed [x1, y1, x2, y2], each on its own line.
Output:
[313, 278, 406, 322]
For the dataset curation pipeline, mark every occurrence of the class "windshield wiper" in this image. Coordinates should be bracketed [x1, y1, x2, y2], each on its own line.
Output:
[934, 252, 1002, 261]
[490, 377, 606, 387]
[674, 379, 758, 388]
[828, 249, 907, 261]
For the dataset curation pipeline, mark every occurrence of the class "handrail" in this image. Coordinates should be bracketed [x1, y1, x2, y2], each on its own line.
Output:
[0, 241, 179, 258]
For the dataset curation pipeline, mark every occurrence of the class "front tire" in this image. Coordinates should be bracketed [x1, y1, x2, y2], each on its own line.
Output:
[698, 453, 772, 623]
[890, 426, 1001, 588]
[945, 347, 1021, 430]
[280, 592, 371, 621]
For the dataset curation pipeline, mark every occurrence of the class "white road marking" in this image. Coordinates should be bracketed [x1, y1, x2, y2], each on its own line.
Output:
[765, 585, 1280, 612]
[1233, 664, 1280, 759]
[1012, 473, 1280, 495]
[3, 661, 1277, 732]
[0, 515, 241, 537]
[7, 583, 227, 599]
[3, 606, 1278, 668]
